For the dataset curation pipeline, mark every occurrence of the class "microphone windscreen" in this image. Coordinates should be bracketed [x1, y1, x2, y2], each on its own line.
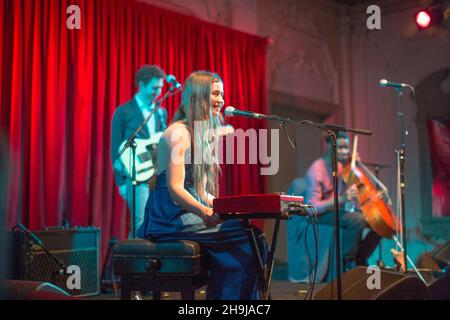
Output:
[166, 74, 176, 82]
[224, 106, 235, 117]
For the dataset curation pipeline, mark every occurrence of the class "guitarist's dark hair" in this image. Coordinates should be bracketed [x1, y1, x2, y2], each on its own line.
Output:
[135, 65, 166, 87]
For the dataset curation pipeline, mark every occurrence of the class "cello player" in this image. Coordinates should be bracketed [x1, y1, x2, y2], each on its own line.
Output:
[304, 132, 381, 268]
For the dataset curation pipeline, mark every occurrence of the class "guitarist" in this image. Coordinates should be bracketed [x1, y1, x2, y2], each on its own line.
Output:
[111, 65, 168, 235]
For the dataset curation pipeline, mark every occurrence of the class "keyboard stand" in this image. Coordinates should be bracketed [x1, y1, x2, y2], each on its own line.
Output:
[219, 212, 289, 300]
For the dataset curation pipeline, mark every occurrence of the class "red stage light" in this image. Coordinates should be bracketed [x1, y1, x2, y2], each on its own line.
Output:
[416, 10, 431, 28]
[415, 8, 444, 30]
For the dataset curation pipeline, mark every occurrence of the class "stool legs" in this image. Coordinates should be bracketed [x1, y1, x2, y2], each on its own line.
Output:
[118, 276, 203, 300]
[181, 278, 195, 300]
[120, 277, 132, 300]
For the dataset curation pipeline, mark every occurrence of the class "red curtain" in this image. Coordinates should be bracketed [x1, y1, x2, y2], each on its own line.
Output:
[427, 119, 450, 217]
[0, 0, 267, 260]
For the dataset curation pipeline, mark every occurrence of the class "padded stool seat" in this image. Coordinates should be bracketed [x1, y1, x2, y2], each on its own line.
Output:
[113, 238, 208, 300]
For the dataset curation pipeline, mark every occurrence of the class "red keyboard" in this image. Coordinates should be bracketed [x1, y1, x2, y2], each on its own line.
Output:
[213, 194, 305, 215]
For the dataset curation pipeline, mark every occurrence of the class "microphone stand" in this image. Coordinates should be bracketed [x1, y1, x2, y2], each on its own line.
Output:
[379, 82, 415, 274]
[118, 86, 181, 238]
[258, 114, 372, 300]
[395, 87, 408, 274]
[13, 224, 67, 281]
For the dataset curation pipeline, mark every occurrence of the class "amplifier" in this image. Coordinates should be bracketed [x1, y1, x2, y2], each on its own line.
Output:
[10, 227, 101, 297]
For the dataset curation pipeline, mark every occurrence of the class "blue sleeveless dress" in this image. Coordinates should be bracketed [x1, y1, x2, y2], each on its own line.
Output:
[137, 164, 267, 300]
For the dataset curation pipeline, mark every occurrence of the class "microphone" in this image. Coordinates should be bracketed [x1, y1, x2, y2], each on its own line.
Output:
[379, 79, 414, 89]
[166, 74, 182, 89]
[224, 106, 266, 120]
[379, 79, 415, 95]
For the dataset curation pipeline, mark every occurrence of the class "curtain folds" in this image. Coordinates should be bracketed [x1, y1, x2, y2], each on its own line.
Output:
[0, 0, 267, 260]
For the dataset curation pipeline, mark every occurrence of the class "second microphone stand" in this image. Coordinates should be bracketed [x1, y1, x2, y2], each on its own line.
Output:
[395, 87, 408, 273]
[118, 86, 181, 238]
[264, 115, 372, 300]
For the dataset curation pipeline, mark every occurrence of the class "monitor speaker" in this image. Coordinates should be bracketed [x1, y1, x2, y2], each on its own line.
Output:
[431, 241, 450, 269]
[4, 280, 71, 300]
[425, 271, 450, 300]
[314, 266, 430, 300]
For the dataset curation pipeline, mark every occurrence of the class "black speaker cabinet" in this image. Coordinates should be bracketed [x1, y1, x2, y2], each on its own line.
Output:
[405, 270, 450, 300]
[4, 280, 71, 300]
[314, 266, 430, 300]
[432, 241, 450, 269]
[10, 227, 100, 297]
[425, 272, 450, 300]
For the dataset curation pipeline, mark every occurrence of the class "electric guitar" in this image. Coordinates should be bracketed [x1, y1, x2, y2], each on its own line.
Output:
[118, 125, 233, 182]
[119, 132, 163, 182]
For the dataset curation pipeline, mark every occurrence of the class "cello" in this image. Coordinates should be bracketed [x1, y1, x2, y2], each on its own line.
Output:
[341, 136, 401, 239]
[342, 137, 428, 280]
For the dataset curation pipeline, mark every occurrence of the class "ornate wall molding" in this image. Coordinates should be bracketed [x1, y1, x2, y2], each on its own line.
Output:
[273, 0, 321, 39]
[266, 1, 339, 105]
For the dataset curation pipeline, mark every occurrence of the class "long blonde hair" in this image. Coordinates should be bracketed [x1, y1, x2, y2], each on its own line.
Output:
[175, 71, 222, 198]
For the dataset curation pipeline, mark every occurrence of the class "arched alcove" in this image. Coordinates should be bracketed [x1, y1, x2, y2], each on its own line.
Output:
[415, 68, 450, 238]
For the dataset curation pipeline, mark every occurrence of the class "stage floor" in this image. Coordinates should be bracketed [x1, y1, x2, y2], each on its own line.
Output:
[79, 262, 450, 300]
[90, 281, 327, 300]
[90, 263, 328, 300]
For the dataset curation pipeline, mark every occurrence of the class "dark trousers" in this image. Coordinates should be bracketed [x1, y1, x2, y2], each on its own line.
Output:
[356, 230, 382, 266]
[317, 210, 381, 266]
